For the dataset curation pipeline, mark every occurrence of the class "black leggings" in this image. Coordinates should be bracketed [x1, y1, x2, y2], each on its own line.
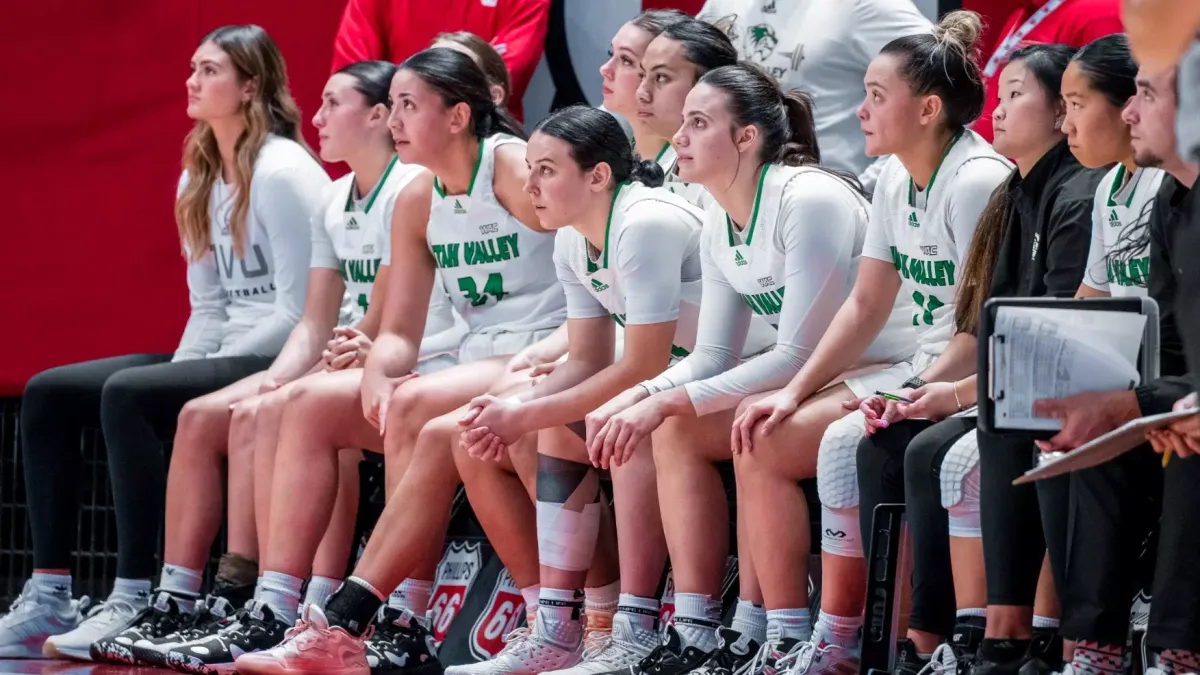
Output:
[977, 430, 1069, 608]
[21, 353, 272, 579]
[1149, 453, 1200, 653]
[857, 417, 976, 637]
[1060, 449, 1161, 644]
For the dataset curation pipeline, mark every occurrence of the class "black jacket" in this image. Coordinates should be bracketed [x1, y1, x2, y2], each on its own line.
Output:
[988, 141, 1108, 300]
[1138, 174, 1200, 411]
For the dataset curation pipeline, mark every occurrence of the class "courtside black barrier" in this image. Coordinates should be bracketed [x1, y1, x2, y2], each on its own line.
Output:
[0, 396, 222, 607]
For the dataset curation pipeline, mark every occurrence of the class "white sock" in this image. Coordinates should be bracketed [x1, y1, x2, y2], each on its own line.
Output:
[767, 608, 812, 642]
[617, 593, 660, 634]
[732, 599, 768, 644]
[112, 577, 153, 607]
[260, 571, 304, 624]
[388, 578, 434, 615]
[254, 575, 265, 602]
[32, 573, 72, 606]
[812, 610, 862, 649]
[158, 562, 200, 598]
[673, 592, 720, 652]
[537, 587, 585, 649]
[1033, 615, 1060, 629]
[302, 576, 341, 613]
[585, 580, 620, 616]
[521, 585, 540, 626]
[957, 608, 986, 619]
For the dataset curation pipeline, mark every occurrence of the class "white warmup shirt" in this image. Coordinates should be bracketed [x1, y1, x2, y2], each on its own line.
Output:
[864, 130, 1012, 365]
[1080, 165, 1165, 297]
[555, 183, 775, 366]
[426, 134, 567, 356]
[642, 164, 913, 415]
[697, 0, 931, 192]
[311, 157, 463, 362]
[174, 135, 329, 361]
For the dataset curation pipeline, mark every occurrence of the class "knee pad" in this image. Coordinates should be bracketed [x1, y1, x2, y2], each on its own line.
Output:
[940, 431, 981, 538]
[817, 411, 867, 509]
[535, 454, 602, 571]
[821, 505, 863, 557]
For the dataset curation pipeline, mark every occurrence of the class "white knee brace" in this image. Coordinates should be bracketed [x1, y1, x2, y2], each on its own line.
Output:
[939, 430, 981, 538]
[817, 412, 868, 557]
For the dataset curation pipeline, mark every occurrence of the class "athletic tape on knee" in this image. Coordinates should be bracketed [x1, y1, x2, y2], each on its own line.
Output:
[816, 412, 868, 509]
[536, 454, 602, 571]
[820, 505, 863, 557]
[939, 432, 982, 538]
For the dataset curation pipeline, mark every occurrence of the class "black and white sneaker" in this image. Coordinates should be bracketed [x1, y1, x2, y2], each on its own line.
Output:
[364, 607, 443, 675]
[690, 627, 759, 675]
[90, 591, 195, 665]
[130, 595, 238, 667]
[598, 624, 711, 675]
[892, 639, 931, 675]
[164, 599, 290, 674]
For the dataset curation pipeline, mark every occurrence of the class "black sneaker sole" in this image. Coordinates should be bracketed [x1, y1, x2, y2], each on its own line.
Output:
[90, 641, 141, 665]
[370, 658, 445, 675]
[131, 642, 178, 668]
[166, 650, 238, 675]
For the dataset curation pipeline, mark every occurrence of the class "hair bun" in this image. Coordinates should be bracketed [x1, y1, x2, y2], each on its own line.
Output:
[630, 158, 666, 188]
[933, 10, 982, 53]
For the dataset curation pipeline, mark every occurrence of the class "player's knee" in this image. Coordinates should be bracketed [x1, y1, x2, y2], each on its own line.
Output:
[176, 395, 225, 439]
[816, 413, 865, 510]
[940, 434, 981, 538]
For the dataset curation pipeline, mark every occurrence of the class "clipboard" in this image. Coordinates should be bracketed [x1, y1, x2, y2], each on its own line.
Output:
[1014, 407, 1200, 484]
[976, 296, 1160, 437]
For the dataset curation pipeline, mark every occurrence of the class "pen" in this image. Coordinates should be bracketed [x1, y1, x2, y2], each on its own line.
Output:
[874, 390, 915, 404]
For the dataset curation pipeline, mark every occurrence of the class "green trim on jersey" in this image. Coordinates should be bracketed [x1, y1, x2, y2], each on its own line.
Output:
[726, 164, 769, 246]
[908, 129, 965, 208]
[433, 138, 486, 199]
[344, 155, 399, 213]
[654, 142, 671, 163]
[587, 182, 629, 273]
[1105, 165, 1137, 208]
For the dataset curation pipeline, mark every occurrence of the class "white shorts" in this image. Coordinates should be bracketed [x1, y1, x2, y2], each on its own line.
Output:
[841, 351, 937, 399]
[459, 327, 559, 363]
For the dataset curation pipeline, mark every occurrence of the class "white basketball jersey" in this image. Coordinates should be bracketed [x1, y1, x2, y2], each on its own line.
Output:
[657, 143, 715, 211]
[710, 164, 848, 327]
[708, 163, 911, 364]
[427, 134, 567, 335]
[320, 157, 421, 325]
[1082, 165, 1164, 297]
[557, 184, 705, 362]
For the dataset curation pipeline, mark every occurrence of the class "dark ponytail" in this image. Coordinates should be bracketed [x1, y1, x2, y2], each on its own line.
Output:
[955, 178, 1014, 335]
[700, 63, 863, 193]
[880, 10, 986, 130]
[399, 47, 526, 140]
[534, 105, 665, 188]
[334, 60, 398, 108]
[780, 90, 820, 166]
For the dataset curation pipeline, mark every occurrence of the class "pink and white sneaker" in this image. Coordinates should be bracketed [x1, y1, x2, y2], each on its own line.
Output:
[233, 605, 369, 675]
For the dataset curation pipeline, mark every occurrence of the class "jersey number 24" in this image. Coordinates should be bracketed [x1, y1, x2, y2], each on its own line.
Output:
[457, 273, 508, 307]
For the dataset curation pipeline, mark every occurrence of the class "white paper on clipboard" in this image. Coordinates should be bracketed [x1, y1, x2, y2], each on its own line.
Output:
[1014, 407, 1200, 484]
[991, 307, 1145, 431]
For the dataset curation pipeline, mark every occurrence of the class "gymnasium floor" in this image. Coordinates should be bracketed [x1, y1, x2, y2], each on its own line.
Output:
[0, 662, 172, 674]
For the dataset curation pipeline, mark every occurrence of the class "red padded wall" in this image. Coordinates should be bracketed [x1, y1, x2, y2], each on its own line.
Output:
[0, 0, 344, 394]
